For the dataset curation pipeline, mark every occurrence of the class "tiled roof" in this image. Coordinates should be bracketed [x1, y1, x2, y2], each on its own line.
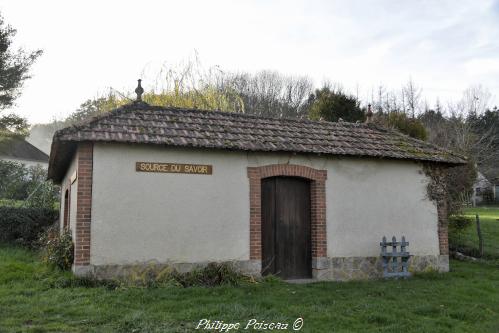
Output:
[480, 166, 499, 183]
[48, 102, 466, 181]
[0, 135, 49, 163]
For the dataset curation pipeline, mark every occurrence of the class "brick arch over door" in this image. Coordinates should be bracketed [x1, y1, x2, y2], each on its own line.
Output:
[247, 164, 327, 261]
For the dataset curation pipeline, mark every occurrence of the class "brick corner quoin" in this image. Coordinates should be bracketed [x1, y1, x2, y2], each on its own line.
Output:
[74, 143, 93, 266]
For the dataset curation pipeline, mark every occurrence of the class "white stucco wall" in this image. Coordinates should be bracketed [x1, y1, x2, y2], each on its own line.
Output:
[59, 154, 77, 235]
[90, 143, 440, 265]
[91, 144, 251, 265]
[325, 159, 438, 256]
[69, 180, 78, 239]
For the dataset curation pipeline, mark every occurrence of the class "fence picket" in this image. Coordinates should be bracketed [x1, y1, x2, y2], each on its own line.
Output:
[380, 235, 411, 278]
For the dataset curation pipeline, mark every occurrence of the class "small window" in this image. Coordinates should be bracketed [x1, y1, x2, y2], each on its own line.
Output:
[63, 189, 70, 230]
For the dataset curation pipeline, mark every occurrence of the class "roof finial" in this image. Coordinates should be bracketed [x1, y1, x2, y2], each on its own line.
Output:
[365, 103, 373, 124]
[135, 79, 144, 102]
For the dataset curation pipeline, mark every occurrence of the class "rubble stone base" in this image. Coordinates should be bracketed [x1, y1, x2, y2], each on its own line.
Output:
[73, 260, 262, 280]
[74, 255, 448, 281]
[313, 255, 449, 281]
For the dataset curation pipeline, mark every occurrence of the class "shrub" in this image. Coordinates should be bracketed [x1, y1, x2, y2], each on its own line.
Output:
[173, 262, 246, 287]
[127, 262, 250, 288]
[448, 215, 473, 233]
[448, 215, 474, 256]
[128, 264, 178, 288]
[39, 227, 74, 270]
[373, 112, 427, 140]
[0, 206, 58, 247]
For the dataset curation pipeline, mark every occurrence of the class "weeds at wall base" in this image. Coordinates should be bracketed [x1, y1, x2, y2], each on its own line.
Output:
[45, 262, 261, 290]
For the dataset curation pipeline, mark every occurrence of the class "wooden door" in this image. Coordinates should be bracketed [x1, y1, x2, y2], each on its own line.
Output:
[261, 177, 311, 279]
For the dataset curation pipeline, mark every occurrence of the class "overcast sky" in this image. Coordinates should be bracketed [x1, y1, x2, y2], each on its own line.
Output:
[1, 0, 498, 124]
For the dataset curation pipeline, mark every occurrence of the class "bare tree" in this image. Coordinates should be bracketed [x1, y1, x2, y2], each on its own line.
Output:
[460, 85, 491, 115]
[418, 85, 497, 211]
[445, 85, 496, 165]
[402, 79, 422, 118]
[224, 70, 313, 118]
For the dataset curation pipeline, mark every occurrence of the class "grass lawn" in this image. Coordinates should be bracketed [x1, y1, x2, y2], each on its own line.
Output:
[451, 206, 499, 258]
[0, 246, 499, 332]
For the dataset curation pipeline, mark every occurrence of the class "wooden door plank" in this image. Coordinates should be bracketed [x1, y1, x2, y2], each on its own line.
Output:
[275, 177, 312, 279]
[261, 176, 312, 279]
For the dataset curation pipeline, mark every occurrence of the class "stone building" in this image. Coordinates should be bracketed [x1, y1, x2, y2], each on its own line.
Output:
[48, 98, 465, 280]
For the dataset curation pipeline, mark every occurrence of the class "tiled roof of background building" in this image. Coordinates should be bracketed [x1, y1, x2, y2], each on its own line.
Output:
[0, 135, 49, 163]
[48, 102, 466, 181]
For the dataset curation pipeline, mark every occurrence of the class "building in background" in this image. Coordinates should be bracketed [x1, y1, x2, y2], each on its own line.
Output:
[0, 136, 49, 168]
[473, 169, 499, 205]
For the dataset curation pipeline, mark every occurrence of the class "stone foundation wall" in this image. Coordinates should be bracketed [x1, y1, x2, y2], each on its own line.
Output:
[73, 260, 262, 280]
[74, 255, 448, 281]
[313, 255, 449, 281]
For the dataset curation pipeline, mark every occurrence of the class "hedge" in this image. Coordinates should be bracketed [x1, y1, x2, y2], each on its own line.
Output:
[0, 207, 58, 247]
[448, 215, 473, 232]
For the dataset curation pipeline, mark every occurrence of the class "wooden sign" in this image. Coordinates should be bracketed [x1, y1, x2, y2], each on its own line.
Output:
[136, 162, 212, 175]
[70, 171, 77, 184]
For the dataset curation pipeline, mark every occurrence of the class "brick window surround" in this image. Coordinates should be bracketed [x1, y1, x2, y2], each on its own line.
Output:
[74, 143, 93, 266]
[247, 164, 327, 261]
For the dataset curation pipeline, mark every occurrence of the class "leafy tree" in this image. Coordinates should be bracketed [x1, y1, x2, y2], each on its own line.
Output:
[24, 164, 58, 209]
[0, 161, 57, 208]
[418, 109, 447, 145]
[0, 160, 26, 200]
[308, 86, 365, 122]
[445, 160, 477, 215]
[468, 107, 499, 169]
[0, 13, 42, 137]
[67, 93, 126, 123]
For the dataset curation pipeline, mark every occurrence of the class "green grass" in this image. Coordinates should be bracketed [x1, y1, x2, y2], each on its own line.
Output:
[450, 206, 499, 258]
[1, 246, 499, 332]
[0, 199, 24, 207]
[0, 199, 59, 210]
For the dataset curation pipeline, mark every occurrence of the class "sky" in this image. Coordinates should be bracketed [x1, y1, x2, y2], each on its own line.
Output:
[1, 0, 498, 124]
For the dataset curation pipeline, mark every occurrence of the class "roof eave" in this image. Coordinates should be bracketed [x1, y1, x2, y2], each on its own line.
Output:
[47, 139, 78, 184]
[48, 137, 466, 181]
